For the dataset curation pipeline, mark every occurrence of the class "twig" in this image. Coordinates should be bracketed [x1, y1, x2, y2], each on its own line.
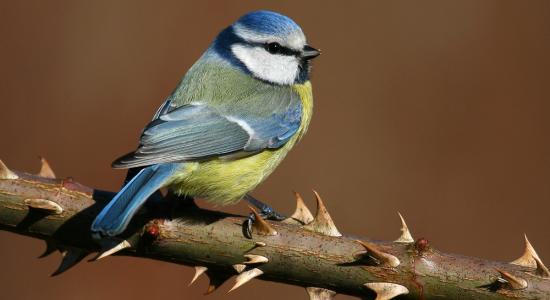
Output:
[0, 158, 549, 299]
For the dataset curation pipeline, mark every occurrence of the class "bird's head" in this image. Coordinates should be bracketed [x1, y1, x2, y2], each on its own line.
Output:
[212, 10, 320, 86]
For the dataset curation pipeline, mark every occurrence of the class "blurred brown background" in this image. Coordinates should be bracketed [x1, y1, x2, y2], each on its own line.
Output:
[1, 1, 549, 299]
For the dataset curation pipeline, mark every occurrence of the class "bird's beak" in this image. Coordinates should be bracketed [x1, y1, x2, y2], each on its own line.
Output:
[302, 45, 321, 60]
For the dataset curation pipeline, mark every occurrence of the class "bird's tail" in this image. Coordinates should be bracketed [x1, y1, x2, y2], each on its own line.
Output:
[91, 163, 180, 237]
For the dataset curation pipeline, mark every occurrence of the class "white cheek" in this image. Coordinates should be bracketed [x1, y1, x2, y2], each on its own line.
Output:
[231, 44, 299, 85]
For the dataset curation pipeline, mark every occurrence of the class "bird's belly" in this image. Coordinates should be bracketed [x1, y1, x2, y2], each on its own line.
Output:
[167, 146, 292, 205]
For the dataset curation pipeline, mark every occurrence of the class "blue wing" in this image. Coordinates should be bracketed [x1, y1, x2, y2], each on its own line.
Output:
[91, 163, 180, 237]
[113, 95, 302, 169]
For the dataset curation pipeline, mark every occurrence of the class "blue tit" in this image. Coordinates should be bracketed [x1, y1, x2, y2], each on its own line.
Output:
[91, 10, 320, 238]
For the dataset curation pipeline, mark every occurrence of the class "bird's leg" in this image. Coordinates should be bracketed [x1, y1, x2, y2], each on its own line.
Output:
[245, 194, 286, 220]
[243, 194, 286, 239]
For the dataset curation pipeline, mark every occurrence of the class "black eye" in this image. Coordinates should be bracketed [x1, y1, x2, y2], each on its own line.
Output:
[265, 42, 281, 54]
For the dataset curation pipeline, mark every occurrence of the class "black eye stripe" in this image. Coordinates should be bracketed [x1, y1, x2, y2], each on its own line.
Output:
[264, 42, 298, 56]
[253, 42, 300, 56]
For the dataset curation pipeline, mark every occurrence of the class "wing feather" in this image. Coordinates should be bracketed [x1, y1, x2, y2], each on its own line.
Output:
[113, 88, 302, 169]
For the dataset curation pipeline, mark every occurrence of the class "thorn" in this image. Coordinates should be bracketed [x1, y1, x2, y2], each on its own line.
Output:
[51, 247, 88, 276]
[306, 287, 336, 300]
[94, 240, 131, 260]
[204, 271, 231, 295]
[303, 190, 341, 237]
[356, 240, 400, 267]
[0, 159, 18, 180]
[228, 268, 263, 293]
[394, 212, 414, 243]
[534, 255, 550, 278]
[233, 264, 246, 274]
[205, 283, 218, 295]
[496, 269, 528, 290]
[248, 206, 278, 236]
[364, 282, 409, 300]
[511, 234, 539, 268]
[38, 240, 58, 258]
[38, 156, 56, 178]
[510, 234, 550, 277]
[511, 234, 541, 268]
[254, 241, 266, 247]
[289, 191, 314, 224]
[243, 254, 269, 265]
[24, 198, 63, 214]
[189, 266, 208, 286]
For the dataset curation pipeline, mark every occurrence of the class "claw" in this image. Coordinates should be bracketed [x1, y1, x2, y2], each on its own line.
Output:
[243, 216, 254, 239]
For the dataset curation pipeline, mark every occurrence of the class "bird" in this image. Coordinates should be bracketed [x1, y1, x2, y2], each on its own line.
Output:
[91, 10, 320, 239]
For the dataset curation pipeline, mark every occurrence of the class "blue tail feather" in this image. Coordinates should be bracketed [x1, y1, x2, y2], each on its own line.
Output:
[91, 163, 180, 237]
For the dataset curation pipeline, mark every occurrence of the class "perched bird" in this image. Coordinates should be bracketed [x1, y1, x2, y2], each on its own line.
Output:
[91, 10, 320, 238]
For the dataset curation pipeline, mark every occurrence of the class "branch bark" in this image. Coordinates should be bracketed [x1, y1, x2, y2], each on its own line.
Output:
[0, 160, 549, 299]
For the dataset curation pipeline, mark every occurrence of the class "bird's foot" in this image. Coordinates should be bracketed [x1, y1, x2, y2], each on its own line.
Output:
[243, 195, 286, 239]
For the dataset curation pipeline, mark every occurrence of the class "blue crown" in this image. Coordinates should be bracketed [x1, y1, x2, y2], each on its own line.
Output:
[235, 10, 301, 35]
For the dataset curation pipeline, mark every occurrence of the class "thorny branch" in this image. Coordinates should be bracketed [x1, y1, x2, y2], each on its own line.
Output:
[0, 158, 549, 300]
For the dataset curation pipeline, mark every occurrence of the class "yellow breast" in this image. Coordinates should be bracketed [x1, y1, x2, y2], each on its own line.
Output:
[168, 81, 313, 205]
